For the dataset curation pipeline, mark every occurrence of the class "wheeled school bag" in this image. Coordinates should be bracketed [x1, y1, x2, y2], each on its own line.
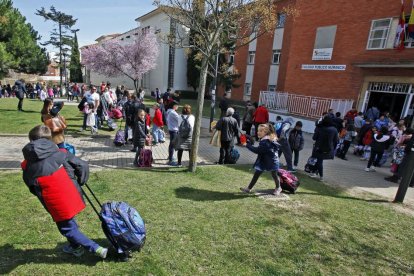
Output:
[113, 121, 126, 146]
[81, 183, 146, 261]
[228, 147, 240, 164]
[304, 156, 318, 174]
[138, 148, 153, 167]
[107, 118, 117, 131]
[110, 108, 123, 119]
[278, 169, 300, 193]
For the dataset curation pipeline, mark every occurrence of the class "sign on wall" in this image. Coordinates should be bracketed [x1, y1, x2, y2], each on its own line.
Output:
[301, 64, 346, 71]
[312, 48, 333, 60]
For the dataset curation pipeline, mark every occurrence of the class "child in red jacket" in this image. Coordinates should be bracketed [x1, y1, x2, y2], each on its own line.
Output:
[151, 103, 165, 145]
[21, 125, 108, 259]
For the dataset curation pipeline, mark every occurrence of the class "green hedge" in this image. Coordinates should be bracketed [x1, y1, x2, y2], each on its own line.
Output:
[178, 90, 198, 99]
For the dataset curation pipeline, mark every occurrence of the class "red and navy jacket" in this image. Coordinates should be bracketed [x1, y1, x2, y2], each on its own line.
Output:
[21, 138, 89, 222]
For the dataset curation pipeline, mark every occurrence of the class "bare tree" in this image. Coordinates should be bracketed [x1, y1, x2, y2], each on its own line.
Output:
[155, 0, 284, 172]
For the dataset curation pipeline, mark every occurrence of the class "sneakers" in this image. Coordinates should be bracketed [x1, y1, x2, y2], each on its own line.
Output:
[310, 173, 319, 178]
[371, 166, 377, 171]
[63, 244, 84, 257]
[287, 169, 297, 173]
[95, 246, 108, 259]
[364, 168, 370, 172]
[365, 167, 376, 172]
[273, 187, 282, 196]
[293, 166, 298, 170]
[240, 187, 251, 193]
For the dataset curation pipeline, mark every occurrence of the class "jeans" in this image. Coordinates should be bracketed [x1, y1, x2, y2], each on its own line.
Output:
[278, 138, 293, 170]
[248, 170, 280, 190]
[316, 157, 324, 177]
[56, 218, 99, 253]
[219, 141, 232, 164]
[152, 125, 165, 143]
[291, 149, 300, 167]
[168, 131, 178, 161]
[17, 98, 24, 110]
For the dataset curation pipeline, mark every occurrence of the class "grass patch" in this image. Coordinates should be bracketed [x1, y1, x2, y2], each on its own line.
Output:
[1, 165, 413, 274]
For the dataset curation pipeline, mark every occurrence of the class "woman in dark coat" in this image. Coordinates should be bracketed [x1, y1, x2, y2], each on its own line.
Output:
[312, 116, 338, 181]
[133, 109, 148, 166]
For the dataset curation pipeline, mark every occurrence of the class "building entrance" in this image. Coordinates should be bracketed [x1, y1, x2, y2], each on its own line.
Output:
[362, 82, 413, 120]
[367, 92, 406, 119]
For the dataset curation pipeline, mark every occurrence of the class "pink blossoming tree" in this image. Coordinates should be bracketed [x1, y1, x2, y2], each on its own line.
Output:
[82, 31, 159, 93]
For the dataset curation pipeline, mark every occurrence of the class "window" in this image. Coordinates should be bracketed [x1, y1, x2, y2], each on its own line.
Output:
[313, 25, 337, 60]
[277, 13, 286, 28]
[268, 85, 276, 92]
[142, 26, 150, 35]
[244, 83, 251, 96]
[272, 50, 281, 64]
[125, 35, 131, 39]
[367, 18, 391, 49]
[248, 51, 255, 64]
[229, 54, 235, 64]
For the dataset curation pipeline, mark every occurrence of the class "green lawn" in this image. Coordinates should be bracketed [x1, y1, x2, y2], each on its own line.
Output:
[1, 166, 413, 275]
[0, 97, 244, 135]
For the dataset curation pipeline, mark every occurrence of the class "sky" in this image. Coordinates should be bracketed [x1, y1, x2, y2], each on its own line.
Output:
[13, 0, 155, 53]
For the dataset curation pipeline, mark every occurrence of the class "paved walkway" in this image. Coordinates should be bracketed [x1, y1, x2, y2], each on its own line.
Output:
[1, 116, 413, 207]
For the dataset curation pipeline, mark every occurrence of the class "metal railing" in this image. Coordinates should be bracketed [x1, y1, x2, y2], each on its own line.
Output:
[259, 91, 354, 119]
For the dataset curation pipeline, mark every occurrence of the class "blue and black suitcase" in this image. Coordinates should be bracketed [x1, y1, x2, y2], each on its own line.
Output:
[82, 184, 146, 261]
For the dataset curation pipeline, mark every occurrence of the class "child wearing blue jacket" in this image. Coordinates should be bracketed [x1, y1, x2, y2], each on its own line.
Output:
[240, 123, 282, 195]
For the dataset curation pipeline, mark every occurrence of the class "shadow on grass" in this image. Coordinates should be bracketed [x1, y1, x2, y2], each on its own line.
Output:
[175, 186, 250, 201]
[0, 239, 124, 274]
[0, 109, 38, 114]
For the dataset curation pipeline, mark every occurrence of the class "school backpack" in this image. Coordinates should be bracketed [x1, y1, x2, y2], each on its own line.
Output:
[228, 147, 240, 164]
[276, 122, 286, 138]
[304, 157, 318, 174]
[63, 143, 76, 155]
[138, 149, 153, 167]
[111, 108, 123, 119]
[179, 115, 192, 138]
[114, 129, 126, 146]
[278, 169, 300, 193]
[100, 201, 146, 254]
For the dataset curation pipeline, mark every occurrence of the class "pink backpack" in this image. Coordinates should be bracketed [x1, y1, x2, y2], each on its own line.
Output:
[138, 149, 153, 167]
[278, 169, 300, 193]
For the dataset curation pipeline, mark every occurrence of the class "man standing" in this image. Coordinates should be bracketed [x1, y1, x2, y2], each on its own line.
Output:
[166, 101, 180, 165]
[216, 107, 241, 164]
[82, 85, 100, 132]
[15, 79, 26, 112]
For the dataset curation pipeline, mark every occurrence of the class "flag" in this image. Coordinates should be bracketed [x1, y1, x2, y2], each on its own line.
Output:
[394, 0, 406, 50]
[408, 0, 414, 38]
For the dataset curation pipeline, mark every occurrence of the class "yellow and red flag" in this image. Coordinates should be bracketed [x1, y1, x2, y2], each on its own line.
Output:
[408, 0, 414, 38]
[394, 0, 406, 50]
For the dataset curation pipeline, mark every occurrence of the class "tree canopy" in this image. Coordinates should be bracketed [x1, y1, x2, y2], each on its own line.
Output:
[0, 0, 49, 79]
[70, 31, 83, 83]
[81, 31, 159, 92]
[156, 0, 280, 172]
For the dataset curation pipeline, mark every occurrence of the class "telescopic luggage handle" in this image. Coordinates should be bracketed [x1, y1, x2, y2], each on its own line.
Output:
[81, 183, 103, 218]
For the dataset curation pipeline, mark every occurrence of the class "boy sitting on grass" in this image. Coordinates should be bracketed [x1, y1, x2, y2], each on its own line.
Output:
[21, 125, 108, 259]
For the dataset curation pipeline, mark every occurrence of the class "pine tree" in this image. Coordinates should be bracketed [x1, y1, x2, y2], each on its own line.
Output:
[70, 31, 83, 83]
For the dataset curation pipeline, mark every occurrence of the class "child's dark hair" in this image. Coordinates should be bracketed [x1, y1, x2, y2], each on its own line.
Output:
[29, 125, 52, 141]
[88, 102, 94, 109]
[295, 121, 303, 127]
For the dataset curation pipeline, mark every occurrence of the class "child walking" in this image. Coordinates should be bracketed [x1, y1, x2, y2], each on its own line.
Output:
[21, 125, 108, 258]
[365, 126, 391, 172]
[240, 123, 282, 196]
[288, 121, 304, 169]
[84, 102, 97, 134]
[133, 109, 149, 166]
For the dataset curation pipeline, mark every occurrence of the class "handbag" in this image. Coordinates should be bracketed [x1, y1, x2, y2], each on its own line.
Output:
[210, 130, 221, 147]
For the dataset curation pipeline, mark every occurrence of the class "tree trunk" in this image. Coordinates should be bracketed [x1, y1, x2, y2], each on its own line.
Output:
[59, 23, 63, 93]
[133, 79, 139, 95]
[189, 57, 209, 172]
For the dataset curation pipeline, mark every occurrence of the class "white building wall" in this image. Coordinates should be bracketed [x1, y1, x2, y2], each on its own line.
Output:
[85, 8, 191, 94]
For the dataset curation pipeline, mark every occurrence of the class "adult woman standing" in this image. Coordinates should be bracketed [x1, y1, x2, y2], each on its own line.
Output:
[173, 104, 195, 167]
[311, 116, 338, 181]
[41, 99, 67, 148]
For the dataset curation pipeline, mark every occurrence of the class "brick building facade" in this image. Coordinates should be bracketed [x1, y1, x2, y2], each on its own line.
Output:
[231, 0, 414, 120]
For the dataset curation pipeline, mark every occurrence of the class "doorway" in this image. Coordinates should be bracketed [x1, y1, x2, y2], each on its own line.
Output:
[367, 92, 406, 119]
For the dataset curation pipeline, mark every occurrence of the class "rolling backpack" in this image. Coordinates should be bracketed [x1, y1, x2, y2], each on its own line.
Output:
[304, 156, 318, 174]
[81, 184, 146, 261]
[113, 121, 126, 146]
[278, 168, 300, 193]
[228, 147, 240, 164]
[138, 149, 153, 167]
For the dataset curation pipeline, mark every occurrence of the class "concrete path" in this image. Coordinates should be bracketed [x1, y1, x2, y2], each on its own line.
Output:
[1, 116, 413, 207]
